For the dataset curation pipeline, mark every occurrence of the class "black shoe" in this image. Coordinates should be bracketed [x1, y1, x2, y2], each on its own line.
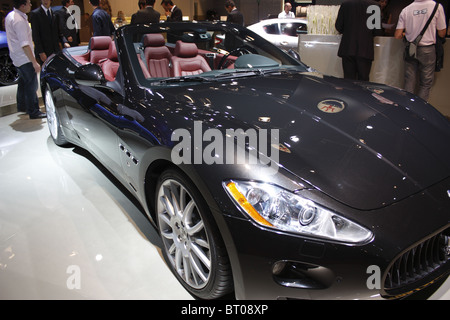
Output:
[29, 112, 47, 119]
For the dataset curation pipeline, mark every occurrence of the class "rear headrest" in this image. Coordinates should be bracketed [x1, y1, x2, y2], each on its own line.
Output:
[89, 36, 112, 50]
[174, 41, 198, 58]
[108, 41, 118, 62]
[143, 34, 166, 47]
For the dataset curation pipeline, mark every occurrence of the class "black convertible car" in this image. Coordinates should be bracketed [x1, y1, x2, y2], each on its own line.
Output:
[40, 22, 449, 300]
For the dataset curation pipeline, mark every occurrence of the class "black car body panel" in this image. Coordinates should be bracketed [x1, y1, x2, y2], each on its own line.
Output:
[145, 74, 450, 211]
[40, 22, 450, 300]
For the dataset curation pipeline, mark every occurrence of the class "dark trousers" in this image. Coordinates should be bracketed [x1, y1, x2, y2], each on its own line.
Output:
[341, 56, 372, 81]
[16, 62, 41, 116]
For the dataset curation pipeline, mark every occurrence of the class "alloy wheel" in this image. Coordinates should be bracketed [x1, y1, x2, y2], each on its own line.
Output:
[157, 178, 212, 290]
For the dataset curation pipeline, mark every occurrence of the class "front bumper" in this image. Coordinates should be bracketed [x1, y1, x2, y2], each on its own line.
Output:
[216, 178, 450, 300]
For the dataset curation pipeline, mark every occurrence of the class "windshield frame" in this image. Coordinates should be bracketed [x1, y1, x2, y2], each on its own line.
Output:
[119, 22, 308, 88]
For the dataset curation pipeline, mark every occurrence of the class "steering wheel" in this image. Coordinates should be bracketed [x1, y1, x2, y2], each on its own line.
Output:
[218, 46, 257, 69]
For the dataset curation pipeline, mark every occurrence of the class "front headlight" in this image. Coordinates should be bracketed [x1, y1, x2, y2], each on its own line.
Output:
[224, 180, 373, 244]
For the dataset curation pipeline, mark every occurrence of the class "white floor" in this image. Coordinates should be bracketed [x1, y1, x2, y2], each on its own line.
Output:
[0, 107, 448, 300]
[0, 110, 193, 300]
[0, 83, 17, 109]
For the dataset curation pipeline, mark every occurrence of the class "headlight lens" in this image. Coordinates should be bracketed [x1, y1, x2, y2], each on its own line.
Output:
[224, 180, 373, 244]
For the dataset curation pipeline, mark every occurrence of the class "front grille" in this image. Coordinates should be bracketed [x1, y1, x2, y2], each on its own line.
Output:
[384, 228, 449, 294]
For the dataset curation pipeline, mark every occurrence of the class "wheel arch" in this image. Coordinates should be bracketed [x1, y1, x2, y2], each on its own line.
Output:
[141, 154, 239, 264]
[143, 158, 222, 227]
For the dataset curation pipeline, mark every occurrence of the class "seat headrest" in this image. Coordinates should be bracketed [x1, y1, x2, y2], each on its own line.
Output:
[147, 46, 171, 60]
[89, 36, 112, 50]
[143, 34, 166, 47]
[174, 41, 198, 58]
[108, 41, 118, 62]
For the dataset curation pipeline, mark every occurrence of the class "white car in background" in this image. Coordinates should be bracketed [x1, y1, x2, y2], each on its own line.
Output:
[247, 18, 307, 50]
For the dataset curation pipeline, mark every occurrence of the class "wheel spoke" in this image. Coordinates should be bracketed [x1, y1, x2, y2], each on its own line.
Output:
[189, 255, 205, 285]
[168, 242, 176, 255]
[160, 228, 173, 240]
[159, 212, 171, 226]
[169, 181, 182, 218]
[160, 194, 175, 217]
[179, 187, 187, 212]
[190, 242, 211, 270]
[186, 220, 204, 236]
[183, 255, 193, 284]
[190, 253, 208, 283]
[175, 247, 183, 272]
[194, 237, 209, 249]
[182, 200, 195, 224]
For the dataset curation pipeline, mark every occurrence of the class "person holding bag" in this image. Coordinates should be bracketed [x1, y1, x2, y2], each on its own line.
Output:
[394, 0, 446, 102]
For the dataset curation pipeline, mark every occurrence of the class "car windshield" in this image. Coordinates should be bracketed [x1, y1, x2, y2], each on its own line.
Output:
[120, 22, 308, 87]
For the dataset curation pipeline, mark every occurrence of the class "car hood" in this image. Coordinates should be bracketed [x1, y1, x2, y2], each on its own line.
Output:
[160, 71, 450, 210]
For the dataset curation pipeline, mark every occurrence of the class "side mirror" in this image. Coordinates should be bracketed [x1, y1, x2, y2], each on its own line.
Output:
[74, 63, 106, 86]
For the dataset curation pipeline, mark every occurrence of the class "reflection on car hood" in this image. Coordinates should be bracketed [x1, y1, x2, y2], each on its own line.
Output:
[160, 71, 450, 210]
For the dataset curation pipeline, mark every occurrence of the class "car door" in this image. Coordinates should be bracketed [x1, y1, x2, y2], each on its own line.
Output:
[114, 86, 163, 195]
[63, 65, 124, 176]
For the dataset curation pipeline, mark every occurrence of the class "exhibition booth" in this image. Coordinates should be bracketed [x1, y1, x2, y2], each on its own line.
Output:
[0, 3, 449, 301]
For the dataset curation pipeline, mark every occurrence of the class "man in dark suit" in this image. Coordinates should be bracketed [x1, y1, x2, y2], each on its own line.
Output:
[131, 0, 161, 24]
[224, 1, 244, 51]
[161, 0, 182, 21]
[89, 0, 115, 37]
[225, 0, 244, 26]
[55, 0, 79, 47]
[30, 0, 65, 64]
[131, 0, 145, 23]
[335, 0, 382, 81]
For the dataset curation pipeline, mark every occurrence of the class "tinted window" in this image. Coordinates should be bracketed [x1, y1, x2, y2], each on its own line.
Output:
[280, 23, 307, 36]
[263, 23, 280, 35]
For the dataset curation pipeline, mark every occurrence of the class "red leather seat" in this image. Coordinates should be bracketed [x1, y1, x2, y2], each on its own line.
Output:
[171, 41, 211, 77]
[101, 41, 120, 82]
[143, 34, 172, 78]
[89, 36, 112, 64]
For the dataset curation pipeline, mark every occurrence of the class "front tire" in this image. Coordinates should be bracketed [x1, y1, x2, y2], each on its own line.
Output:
[155, 169, 233, 299]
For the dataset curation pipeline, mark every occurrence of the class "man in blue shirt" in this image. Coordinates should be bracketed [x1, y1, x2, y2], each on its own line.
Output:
[89, 0, 114, 37]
